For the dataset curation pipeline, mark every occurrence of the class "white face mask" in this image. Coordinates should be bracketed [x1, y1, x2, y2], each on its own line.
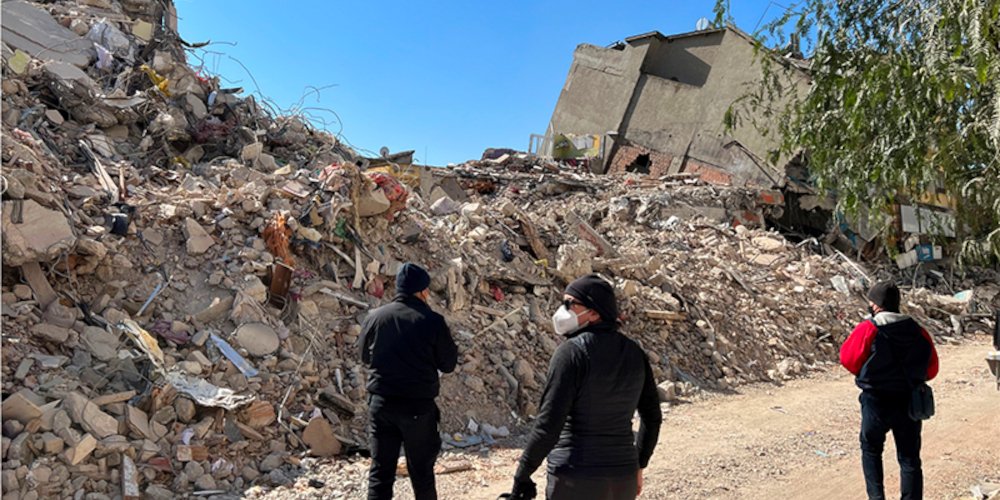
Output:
[552, 305, 584, 336]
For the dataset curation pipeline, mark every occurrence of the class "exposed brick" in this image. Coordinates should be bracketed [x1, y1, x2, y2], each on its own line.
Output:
[684, 160, 733, 186]
[608, 144, 673, 177]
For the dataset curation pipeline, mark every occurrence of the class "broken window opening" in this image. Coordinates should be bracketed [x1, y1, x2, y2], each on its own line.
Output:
[626, 154, 652, 174]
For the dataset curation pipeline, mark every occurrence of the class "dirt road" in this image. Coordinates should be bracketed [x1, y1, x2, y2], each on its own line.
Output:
[258, 337, 999, 499]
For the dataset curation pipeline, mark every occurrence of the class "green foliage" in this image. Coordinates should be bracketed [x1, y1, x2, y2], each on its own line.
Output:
[717, 0, 1000, 265]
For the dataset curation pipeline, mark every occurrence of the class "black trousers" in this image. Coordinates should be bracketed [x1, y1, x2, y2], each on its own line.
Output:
[367, 401, 441, 500]
[859, 391, 923, 500]
[546, 472, 638, 500]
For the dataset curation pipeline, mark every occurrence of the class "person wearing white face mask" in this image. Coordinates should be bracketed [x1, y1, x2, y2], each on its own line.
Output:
[501, 274, 662, 500]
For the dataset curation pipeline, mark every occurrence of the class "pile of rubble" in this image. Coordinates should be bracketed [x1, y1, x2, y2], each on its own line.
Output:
[3, 0, 998, 498]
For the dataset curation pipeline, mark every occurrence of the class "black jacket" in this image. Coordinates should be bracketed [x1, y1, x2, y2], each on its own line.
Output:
[857, 317, 937, 392]
[514, 322, 662, 480]
[360, 295, 458, 403]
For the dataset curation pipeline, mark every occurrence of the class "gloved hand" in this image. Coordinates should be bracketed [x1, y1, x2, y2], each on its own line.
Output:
[498, 478, 537, 500]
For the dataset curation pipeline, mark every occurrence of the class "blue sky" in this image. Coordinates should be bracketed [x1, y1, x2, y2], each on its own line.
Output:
[177, 1, 785, 165]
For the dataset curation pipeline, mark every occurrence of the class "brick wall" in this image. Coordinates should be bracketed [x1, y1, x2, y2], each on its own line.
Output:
[683, 159, 733, 186]
[607, 144, 674, 177]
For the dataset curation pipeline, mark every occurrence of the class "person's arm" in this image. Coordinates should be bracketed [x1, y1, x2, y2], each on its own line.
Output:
[359, 315, 376, 366]
[840, 321, 877, 375]
[435, 320, 458, 373]
[920, 327, 940, 380]
[513, 343, 583, 485]
[635, 356, 662, 469]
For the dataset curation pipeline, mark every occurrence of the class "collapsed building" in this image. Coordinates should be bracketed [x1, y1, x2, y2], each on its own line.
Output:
[536, 25, 960, 269]
[1, 2, 998, 499]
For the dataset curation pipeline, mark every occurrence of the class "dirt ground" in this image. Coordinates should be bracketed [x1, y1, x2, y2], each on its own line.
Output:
[257, 336, 1000, 499]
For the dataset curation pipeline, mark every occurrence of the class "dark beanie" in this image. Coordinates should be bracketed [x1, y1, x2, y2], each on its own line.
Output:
[565, 274, 618, 323]
[396, 263, 431, 295]
[867, 280, 901, 313]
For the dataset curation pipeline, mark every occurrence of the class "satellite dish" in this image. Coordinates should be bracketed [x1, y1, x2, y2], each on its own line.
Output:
[379, 146, 390, 158]
[696, 17, 710, 31]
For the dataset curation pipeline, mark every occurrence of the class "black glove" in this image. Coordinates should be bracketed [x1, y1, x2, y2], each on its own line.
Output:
[499, 479, 537, 500]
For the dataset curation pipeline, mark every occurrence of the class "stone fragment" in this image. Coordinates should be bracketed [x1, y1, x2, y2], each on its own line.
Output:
[62, 433, 97, 466]
[30, 323, 70, 343]
[258, 453, 284, 472]
[174, 398, 197, 423]
[183, 218, 215, 255]
[81, 326, 118, 362]
[145, 485, 173, 500]
[2, 390, 43, 424]
[7, 432, 32, 462]
[39, 432, 64, 454]
[656, 381, 679, 402]
[193, 295, 234, 324]
[14, 358, 33, 379]
[12, 284, 32, 300]
[301, 416, 341, 457]
[124, 406, 151, 440]
[241, 401, 275, 429]
[233, 323, 279, 356]
[1, 200, 77, 266]
[63, 392, 119, 439]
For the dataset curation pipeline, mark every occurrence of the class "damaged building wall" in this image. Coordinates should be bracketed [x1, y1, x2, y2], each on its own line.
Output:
[547, 27, 809, 187]
[544, 42, 649, 151]
[641, 29, 724, 87]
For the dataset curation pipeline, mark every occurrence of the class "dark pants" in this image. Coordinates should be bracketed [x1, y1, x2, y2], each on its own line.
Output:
[546, 473, 638, 500]
[367, 402, 441, 500]
[859, 391, 923, 500]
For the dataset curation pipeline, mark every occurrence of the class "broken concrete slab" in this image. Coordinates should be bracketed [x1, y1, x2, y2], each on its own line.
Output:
[1, 0, 94, 68]
[81, 326, 119, 362]
[2, 200, 78, 266]
[1, 390, 43, 424]
[124, 405, 151, 440]
[301, 416, 341, 457]
[63, 392, 119, 439]
[21, 262, 58, 308]
[184, 218, 215, 255]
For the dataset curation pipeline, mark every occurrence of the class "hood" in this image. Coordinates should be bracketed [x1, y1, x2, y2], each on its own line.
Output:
[872, 311, 911, 326]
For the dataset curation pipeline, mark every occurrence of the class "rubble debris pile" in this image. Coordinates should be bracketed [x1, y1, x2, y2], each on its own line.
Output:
[2, 1, 998, 498]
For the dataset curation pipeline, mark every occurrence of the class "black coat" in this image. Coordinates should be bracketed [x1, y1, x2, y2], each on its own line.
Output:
[514, 322, 662, 480]
[360, 295, 458, 402]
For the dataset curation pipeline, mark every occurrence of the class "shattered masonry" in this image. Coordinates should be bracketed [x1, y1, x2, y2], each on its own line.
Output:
[3, 1, 1000, 499]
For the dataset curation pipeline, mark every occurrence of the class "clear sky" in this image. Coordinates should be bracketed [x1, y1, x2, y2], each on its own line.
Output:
[177, 0, 784, 165]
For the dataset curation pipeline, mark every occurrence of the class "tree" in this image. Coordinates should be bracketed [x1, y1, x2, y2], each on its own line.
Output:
[716, 0, 1000, 264]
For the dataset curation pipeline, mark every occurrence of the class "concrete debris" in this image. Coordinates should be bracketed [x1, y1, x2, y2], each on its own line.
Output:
[63, 392, 119, 439]
[1, 1, 996, 498]
[2, 200, 77, 266]
[184, 217, 215, 255]
[301, 416, 341, 457]
[233, 322, 280, 356]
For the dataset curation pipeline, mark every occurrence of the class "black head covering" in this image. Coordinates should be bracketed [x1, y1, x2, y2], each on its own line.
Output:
[565, 274, 618, 323]
[396, 262, 431, 295]
[867, 280, 901, 313]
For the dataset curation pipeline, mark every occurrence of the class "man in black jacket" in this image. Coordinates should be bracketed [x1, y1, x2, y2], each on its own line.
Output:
[505, 274, 662, 500]
[360, 263, 458, 500]
[840, 281, 938, 500]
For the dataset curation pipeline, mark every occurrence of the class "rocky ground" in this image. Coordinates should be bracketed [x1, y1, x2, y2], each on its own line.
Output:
[257, 336, 1000, 500]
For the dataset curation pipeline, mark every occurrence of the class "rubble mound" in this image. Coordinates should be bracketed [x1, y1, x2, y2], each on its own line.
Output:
[3, 1, 998, 498]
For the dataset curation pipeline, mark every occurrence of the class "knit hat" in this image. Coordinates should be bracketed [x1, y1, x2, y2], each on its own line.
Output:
[565, 274, 618, 323]
[396, 263, 431, 296]
[867, 280, 901, 313]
